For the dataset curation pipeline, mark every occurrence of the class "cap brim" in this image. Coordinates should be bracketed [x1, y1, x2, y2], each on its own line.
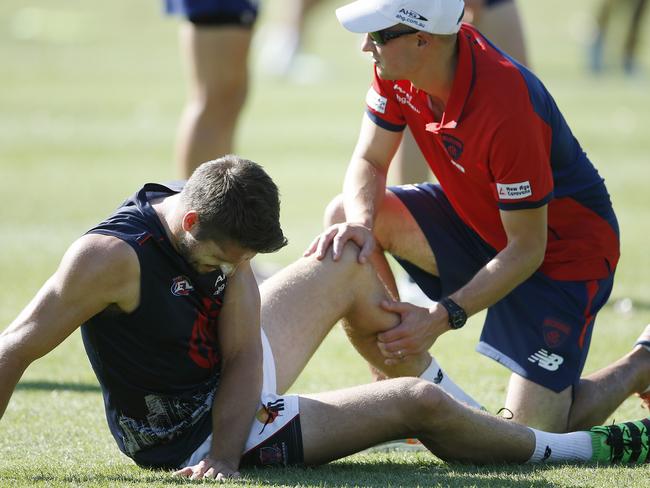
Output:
[335, 1, 397, 33]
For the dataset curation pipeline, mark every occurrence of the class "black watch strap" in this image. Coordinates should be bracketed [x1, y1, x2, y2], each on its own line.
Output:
[439, 297, 467, 329]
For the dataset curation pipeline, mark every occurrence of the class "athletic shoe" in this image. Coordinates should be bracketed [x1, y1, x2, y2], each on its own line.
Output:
[589, 418, 650, 464]
[634, 324, 650, 410]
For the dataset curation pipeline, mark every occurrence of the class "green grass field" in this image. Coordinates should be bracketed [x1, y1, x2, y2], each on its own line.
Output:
[1, 0, 649, 486]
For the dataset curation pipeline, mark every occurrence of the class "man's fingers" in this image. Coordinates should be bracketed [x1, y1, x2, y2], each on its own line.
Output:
[172, 467, 193, 478]
[215, 471, 240, 481]
[331, 234, 344, 260]
[358, 236, 374, 263]
[315, 229, 337, 260]
[303, 235, 320, 256]
[380, 299, 411, 313]
[203, 467, 217, 479]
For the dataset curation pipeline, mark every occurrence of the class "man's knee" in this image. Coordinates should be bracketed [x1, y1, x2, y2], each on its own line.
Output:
[395, 378, 450, 432]
[323, 193, 345, 227]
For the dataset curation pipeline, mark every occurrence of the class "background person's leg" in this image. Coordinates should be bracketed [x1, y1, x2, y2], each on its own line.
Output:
[623, 0, 649, 74]
[473, 0, 529, 66]
[175, 24, 252, 177]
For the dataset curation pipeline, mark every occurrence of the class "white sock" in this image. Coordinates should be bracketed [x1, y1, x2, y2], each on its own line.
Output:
[527, 428, 593, 463]
[419, 357, 483, 409]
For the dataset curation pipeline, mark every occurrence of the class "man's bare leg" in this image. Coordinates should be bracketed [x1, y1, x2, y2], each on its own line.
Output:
[261, 245, 407, 394]
[175, 24, 252, 177]
[321, 192, 438, 378]
[473, 0, 529, 67]
[300, 377, 530, 465]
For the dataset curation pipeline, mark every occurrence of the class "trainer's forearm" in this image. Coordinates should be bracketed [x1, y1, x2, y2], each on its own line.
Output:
[450, 240, 544, 317]
[342, 157, 387, 228]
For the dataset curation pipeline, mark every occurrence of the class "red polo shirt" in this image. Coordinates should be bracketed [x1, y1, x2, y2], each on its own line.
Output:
[365, 24, 619, 281]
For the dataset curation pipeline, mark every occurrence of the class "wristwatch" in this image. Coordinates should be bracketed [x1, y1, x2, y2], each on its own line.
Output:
[439, 297, 467, 329]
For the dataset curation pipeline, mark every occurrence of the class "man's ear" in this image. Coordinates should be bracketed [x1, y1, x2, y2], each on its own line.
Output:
[181, 211, 199, 232]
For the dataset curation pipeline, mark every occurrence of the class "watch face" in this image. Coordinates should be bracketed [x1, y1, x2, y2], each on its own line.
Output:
[451, 311, 466, 328]
[442, 298, 466, 329]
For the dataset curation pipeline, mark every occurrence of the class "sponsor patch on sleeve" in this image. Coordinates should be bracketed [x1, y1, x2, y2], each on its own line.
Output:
[496, 181, 533, 200]
[365, 87, 387, 114]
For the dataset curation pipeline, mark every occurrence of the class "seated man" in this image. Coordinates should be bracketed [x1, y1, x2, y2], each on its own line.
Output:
[1, 156, 648, 481]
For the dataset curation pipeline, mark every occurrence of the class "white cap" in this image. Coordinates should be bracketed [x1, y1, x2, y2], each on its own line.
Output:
[336, 0, 465, 35]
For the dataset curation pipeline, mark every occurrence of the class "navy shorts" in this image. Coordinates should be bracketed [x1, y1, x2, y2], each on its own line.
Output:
[391, 183, 615, 393]
[164, 0, 259, 27]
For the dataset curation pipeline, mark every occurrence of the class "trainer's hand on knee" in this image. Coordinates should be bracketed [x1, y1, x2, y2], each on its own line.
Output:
[173, 457, 240, 481]
[378, 300, 447, 365]
[303, 223, 375, 263]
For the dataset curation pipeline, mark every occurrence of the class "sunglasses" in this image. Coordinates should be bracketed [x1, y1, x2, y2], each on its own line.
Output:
[368, 27, 419, 46]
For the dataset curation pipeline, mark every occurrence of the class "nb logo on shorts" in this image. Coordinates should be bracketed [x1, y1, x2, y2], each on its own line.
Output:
[528, 349, 564, 371]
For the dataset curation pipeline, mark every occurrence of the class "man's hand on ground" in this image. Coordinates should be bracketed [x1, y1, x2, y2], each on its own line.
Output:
[173, 457, 240, 481]
[304, 223, 375, 263]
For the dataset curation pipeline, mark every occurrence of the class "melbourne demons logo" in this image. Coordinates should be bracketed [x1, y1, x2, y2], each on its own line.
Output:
[542, 318, 571, 348]
[171, 276, 194, 296]
[441, 134, 464, 160]
[188, 297, 221, 369]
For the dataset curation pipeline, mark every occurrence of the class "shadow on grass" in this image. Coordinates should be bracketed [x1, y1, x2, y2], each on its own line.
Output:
[239, 461, 562, 488]
[15, 380, 100, 393]
[9, 461, 568, 487]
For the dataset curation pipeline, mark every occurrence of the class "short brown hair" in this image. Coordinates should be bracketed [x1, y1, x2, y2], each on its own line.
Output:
[180, 155, 288, 253]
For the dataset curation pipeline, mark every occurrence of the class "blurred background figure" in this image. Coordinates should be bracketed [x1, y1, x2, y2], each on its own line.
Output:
[257, 0, 326, 82]
[165, 0, 259, 178]
[464, 0, 529, 66]
[589, 0, 648, 75]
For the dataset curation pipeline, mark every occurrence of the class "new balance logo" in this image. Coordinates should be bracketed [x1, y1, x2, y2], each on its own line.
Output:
[528, 349, 564, 371]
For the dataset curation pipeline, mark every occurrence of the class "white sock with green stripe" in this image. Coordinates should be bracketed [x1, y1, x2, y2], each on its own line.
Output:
[420, 357, 483, 409]
[527, 429, 593, 463]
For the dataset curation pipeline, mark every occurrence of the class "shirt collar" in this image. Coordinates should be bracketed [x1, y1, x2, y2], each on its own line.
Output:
[426, 26, 476, 134]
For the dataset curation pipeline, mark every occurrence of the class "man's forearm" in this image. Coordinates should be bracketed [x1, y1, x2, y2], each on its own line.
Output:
[450, 241, 544, 317]
[208, 353, 263, 464]
[343, 157, 387, 227]
[0, 339, 29, 420]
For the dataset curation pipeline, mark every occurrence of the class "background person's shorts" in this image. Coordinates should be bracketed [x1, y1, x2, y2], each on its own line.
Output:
[182, 330, 303, 468]
[164, 0, 259, 27]
[390, 183, 615, 393]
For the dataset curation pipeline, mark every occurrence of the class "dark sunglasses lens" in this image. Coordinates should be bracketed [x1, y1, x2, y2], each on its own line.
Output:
[368, 31, 385, 45]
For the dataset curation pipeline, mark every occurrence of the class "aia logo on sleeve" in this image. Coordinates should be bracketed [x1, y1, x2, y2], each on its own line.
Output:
[171, 276, 194, 296]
